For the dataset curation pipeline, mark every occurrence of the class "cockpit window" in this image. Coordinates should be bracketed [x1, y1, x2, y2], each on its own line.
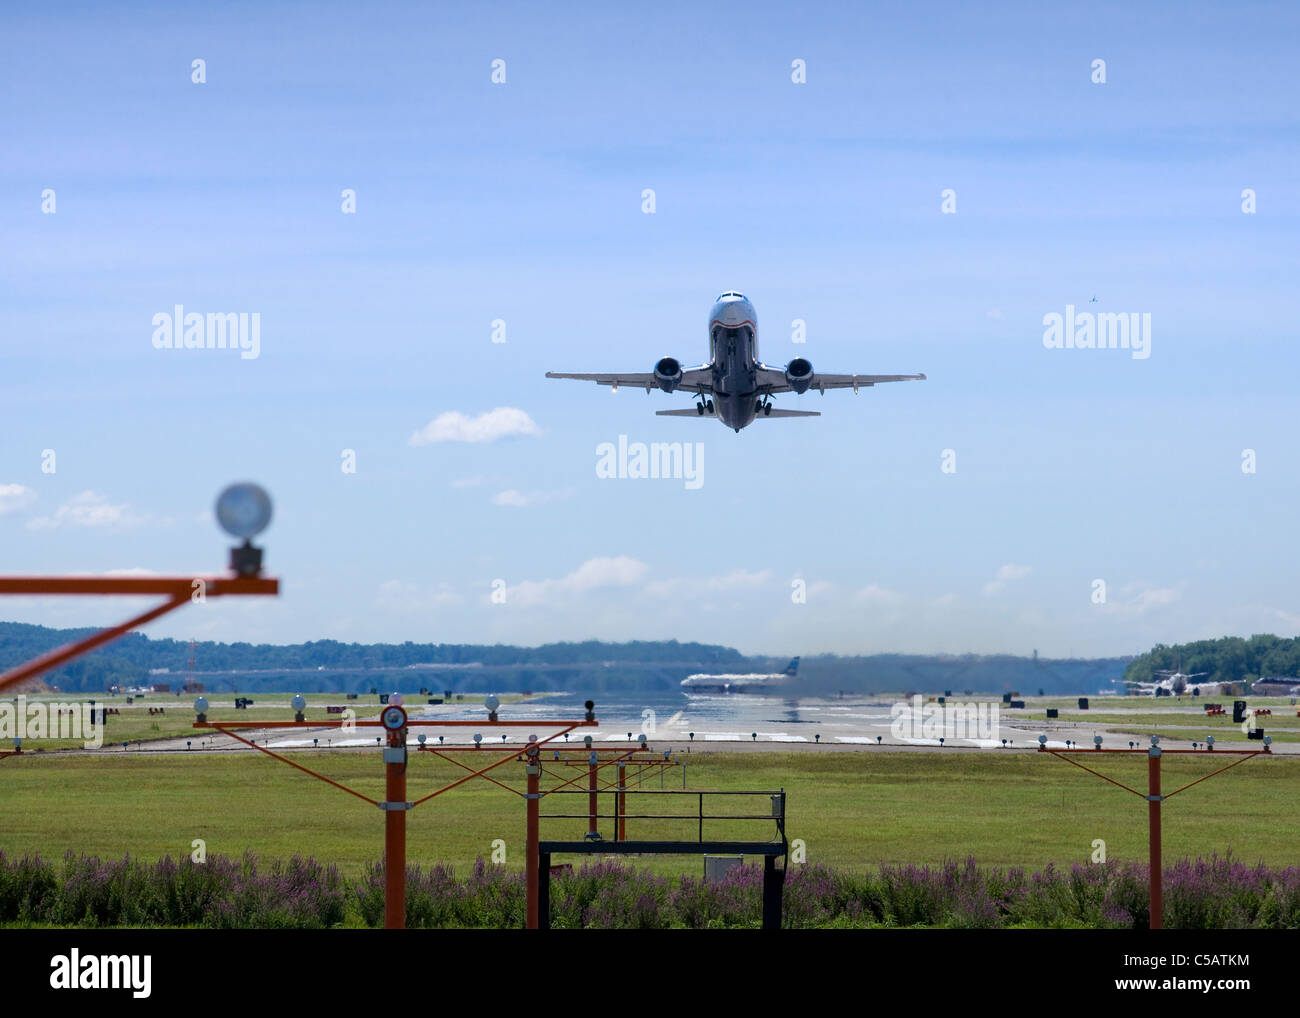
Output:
[715, 291, 747, 302]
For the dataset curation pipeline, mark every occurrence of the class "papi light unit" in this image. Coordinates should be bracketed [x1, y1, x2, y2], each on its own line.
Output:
[215, 482, 273, 577]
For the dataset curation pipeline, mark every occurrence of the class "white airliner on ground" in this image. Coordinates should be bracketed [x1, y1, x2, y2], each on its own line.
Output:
[680, 657, 800, 694]
[546, 292, 925, 432]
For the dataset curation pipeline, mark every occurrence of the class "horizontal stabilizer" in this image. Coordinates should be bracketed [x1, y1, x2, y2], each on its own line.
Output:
[654, 408, 821, 419]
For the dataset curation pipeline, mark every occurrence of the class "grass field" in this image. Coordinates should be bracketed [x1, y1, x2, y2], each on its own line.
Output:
[2, 748, 1297, 880]
[2, 691, 539, 751]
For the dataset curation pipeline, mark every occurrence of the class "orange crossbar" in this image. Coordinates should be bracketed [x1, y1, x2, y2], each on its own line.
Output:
[0, 574, 278, 695]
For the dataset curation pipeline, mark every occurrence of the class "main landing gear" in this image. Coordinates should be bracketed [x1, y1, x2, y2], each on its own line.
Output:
[696, 399, 715, 415]
[755, 398, 773, 416]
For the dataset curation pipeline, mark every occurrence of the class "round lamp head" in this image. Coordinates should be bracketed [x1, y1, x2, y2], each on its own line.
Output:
[1150, 735, 1160, 745]
[1093, 735, 1103, 746]
[291, 694, 306, 713]
[194, 696, 209, 714]
[215, 482, 273, 539]
[484, 694, 500, 713]
[1037, 734, 1047, 745]
[418, 733, 427, 745]
[390, 693, 403, 707]
[381, 706, 407, 731]
[1206, 735, 1215, 745]
[473, 733, 482, 745]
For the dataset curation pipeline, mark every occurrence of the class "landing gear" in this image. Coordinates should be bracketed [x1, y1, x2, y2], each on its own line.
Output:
[706, 399, 714, 414]
[757, 398, 773, 417]
[696, 402, 705, 415]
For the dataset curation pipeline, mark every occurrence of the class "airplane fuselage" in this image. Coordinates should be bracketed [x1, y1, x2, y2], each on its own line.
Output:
[708, 293, 762, 431]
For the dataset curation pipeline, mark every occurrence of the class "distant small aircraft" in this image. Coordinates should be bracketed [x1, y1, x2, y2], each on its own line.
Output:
[546, 292, 925, 432]
[1089, 295, 1099, 303]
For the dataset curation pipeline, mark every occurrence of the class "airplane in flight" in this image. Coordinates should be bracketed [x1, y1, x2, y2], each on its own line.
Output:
[546, 292, 926, 432]
[680, 657, 800, 694]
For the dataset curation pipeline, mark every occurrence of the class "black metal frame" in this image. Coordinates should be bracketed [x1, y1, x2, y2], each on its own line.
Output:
[537, 788, 788, 929]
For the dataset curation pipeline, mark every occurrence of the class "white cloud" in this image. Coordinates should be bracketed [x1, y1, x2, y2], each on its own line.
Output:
[505, 556, 648, 607]
[491, 487, 577, 508]
[1098, 582, 1182, 616]
[643, 569, 773, 599]
[982, 563, 1032, 596]
[986, 308, 1003, 320]
[0, 483, 36, 515]
[26, 491, 147, 531]
[451, 476, 486, 488]
[409, 407, 540, 445]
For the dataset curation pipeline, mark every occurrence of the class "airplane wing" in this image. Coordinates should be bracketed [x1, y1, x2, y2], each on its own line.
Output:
[546, 366, 713, 394]
[755, 365, 926, 395]
[656, 408, 820, 418]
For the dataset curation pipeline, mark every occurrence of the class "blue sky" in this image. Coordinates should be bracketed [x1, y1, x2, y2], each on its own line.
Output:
[1, 1, 1297, 657]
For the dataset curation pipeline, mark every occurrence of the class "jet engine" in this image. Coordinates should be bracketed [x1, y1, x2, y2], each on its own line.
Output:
[654, 357, 683, 393]
[785, 357, 814, 394]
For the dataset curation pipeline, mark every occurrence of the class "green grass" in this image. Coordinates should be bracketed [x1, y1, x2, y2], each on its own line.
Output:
[2, 749, 1297, 879]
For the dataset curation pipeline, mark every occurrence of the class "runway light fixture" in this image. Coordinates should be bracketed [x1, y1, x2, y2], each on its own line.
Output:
[485, 694, 500, 723]
[1150, 735, 1160, 746]
[1038, 735, 1047, 746]
[215, 482, 273, 577]
[583, 735, 592, 748]
[1093, 735, 1103, 748]
[638, 733, 648, 747]
[194, 696, 209, 723]
[751, 732, 757, 742]
[814, 734, 820, 743]
[473, 733, 482, 747]
[688, 732, 695, 742]
[876, 735, 882, 745]
[313, 737, 319, 747]
[417, 734, 427, 745]
[1264, 735, 1272, 746]
[437, 735, 444, 745]
[1206, 735, 1215, 750]
[1001, 739, 1007, 748]
[291, 693, 306, 722]
[186, 740, 191, 751]
[584, 700, 596, 722]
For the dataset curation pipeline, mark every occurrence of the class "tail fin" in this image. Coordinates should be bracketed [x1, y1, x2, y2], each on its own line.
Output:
[784, 657, 799, 676]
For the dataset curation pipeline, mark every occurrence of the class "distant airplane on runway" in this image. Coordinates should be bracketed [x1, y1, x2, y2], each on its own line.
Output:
[680, 657, 800, 694]
[546, 292, 926, 432]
